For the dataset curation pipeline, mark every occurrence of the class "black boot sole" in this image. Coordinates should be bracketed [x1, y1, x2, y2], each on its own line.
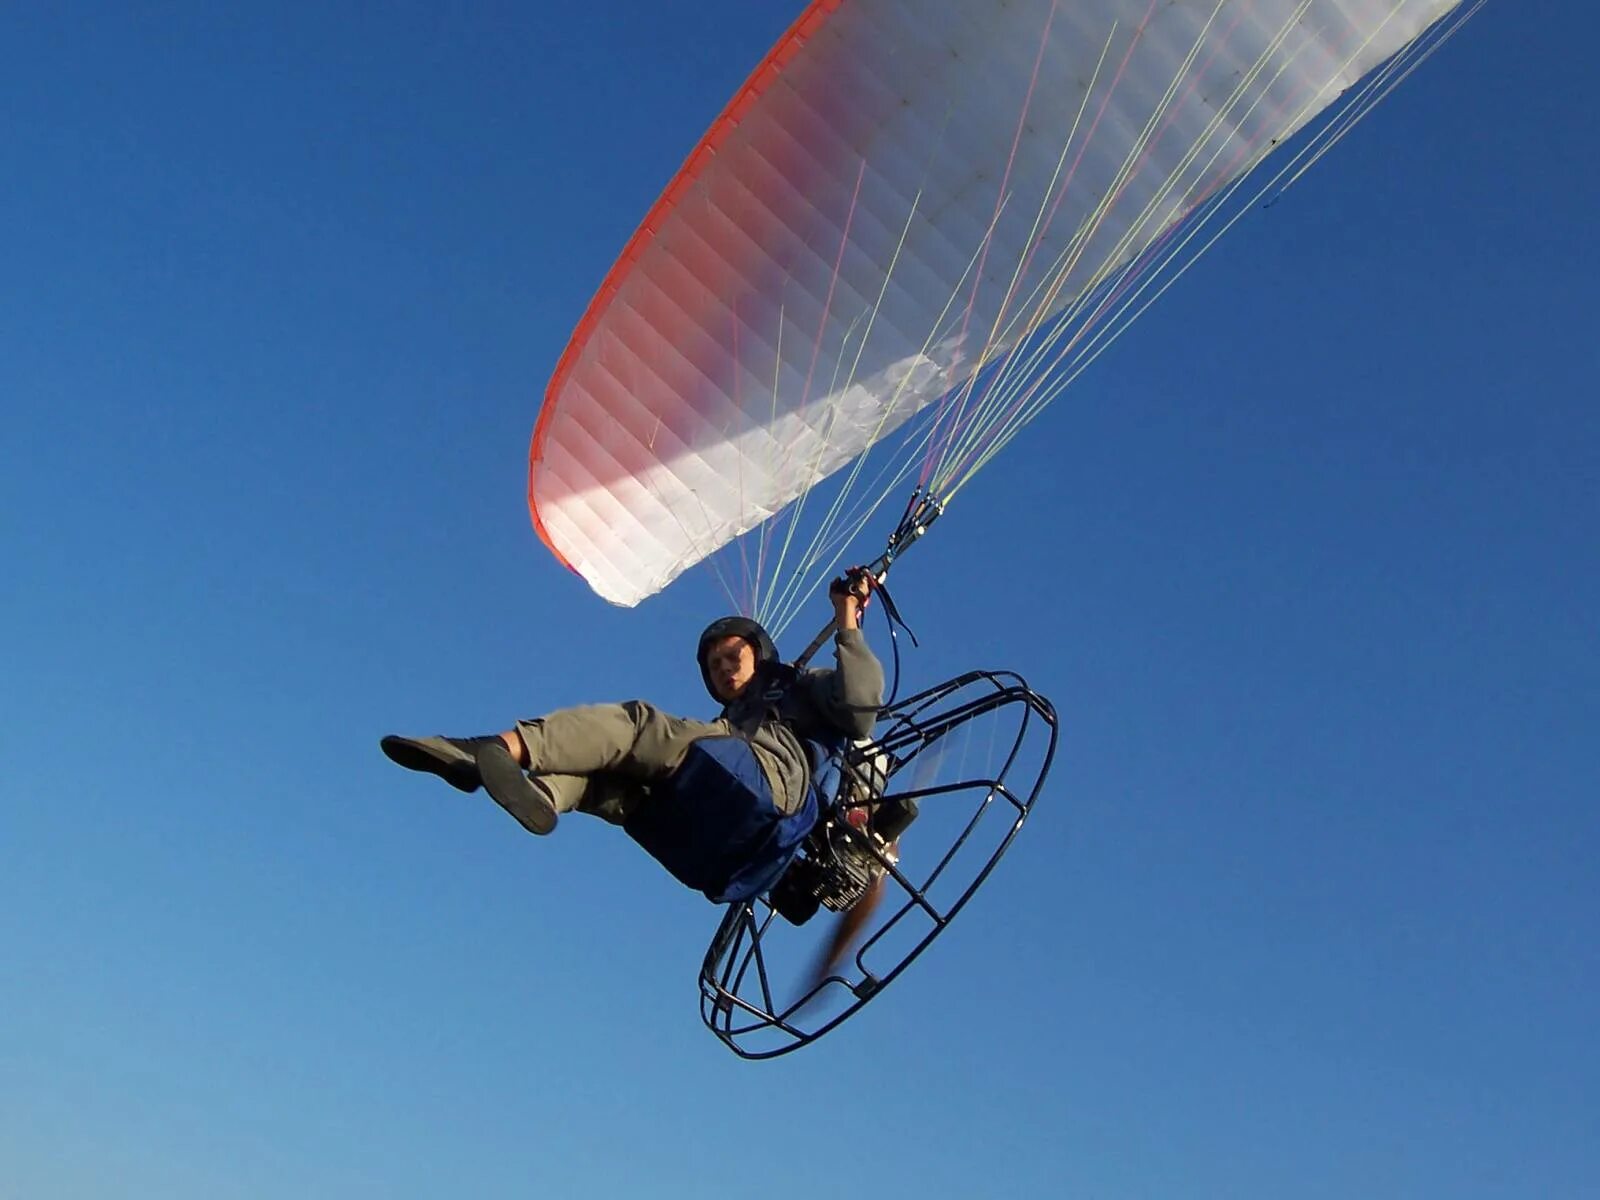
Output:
[380, 735, 481, 794]
[476, 743, 559, 836]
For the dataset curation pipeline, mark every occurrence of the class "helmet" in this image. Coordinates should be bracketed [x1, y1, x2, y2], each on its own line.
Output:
[696, 616, 778, 700]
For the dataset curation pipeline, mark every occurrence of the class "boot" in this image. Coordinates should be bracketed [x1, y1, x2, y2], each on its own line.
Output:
[380, 734, 495, 794]
[476, 742, 559, 836]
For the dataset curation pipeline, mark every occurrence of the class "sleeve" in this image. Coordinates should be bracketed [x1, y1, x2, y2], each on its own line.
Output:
[807, 627, 886, 739]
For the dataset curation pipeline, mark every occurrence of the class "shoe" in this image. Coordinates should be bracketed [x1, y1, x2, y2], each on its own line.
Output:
[476, 742, 559, 836]
[380, 734, 489, 793]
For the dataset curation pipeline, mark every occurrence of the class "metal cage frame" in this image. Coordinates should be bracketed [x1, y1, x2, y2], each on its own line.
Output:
[699, 668, 1058, 1058]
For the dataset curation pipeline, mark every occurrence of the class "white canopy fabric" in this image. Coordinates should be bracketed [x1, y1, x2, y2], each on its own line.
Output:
[530, 0, 1465, 607]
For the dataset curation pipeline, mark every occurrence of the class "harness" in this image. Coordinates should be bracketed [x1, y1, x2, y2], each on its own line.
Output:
[624, 668, 839, 904]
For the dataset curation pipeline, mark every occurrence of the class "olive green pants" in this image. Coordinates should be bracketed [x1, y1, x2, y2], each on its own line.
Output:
[513, 701, 734, 826]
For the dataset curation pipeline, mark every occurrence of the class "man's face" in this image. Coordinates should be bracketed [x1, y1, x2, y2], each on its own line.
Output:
[705, 634, 758, 702]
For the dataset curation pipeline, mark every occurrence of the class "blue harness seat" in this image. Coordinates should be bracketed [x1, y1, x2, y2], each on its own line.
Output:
[624, 735, 829, 904]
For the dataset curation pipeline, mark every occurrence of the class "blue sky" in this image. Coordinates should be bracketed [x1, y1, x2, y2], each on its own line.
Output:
[3, 3, 1595, 1197]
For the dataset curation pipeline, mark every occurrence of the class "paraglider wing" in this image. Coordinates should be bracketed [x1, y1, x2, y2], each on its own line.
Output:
[530, 0, 1468, 610]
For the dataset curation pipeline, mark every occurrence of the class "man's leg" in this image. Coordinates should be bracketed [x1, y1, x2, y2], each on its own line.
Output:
[479, 701, 727, 836]
[538, 772, 648, 825]
[512, 701, 729, 779]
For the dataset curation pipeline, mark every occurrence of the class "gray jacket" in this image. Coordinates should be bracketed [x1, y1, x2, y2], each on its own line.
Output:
[720, 628, 886, 814]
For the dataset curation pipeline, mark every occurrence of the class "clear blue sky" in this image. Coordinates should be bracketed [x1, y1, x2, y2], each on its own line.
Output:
[3, 3, 1595, 1197]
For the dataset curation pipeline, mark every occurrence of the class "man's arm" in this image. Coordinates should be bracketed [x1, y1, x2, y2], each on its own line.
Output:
[812, 575, 885, 738]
